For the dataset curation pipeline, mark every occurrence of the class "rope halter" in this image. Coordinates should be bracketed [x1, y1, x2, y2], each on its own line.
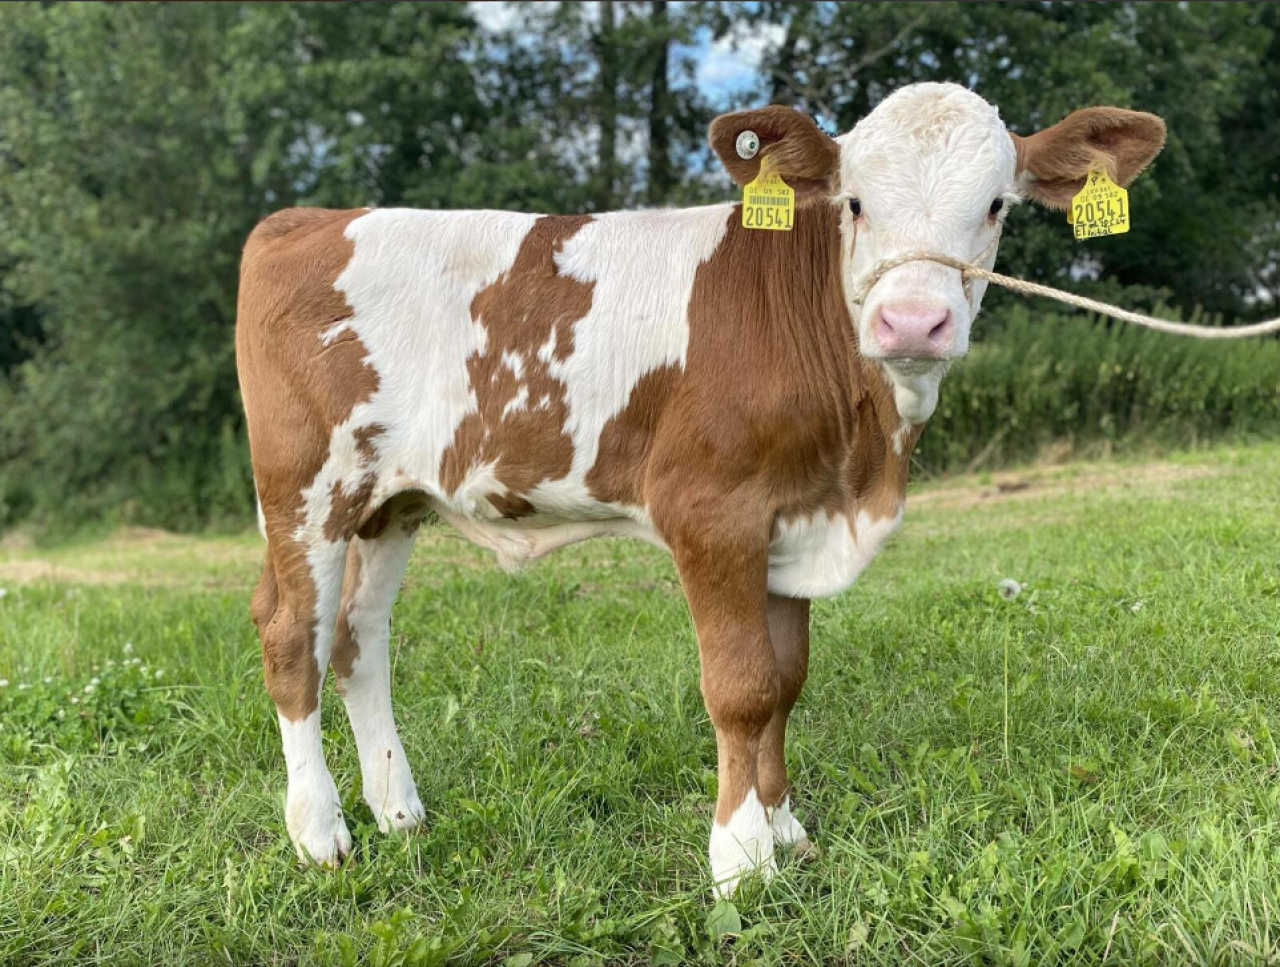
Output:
[849, 221, 1004, 307]
[846, 221, 1280, 340]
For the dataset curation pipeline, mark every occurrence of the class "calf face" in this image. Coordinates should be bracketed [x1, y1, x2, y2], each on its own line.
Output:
[711, 82, 1165, 420]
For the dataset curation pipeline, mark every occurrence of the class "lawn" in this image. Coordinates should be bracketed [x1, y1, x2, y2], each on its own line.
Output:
[1, 443, 1277, 966]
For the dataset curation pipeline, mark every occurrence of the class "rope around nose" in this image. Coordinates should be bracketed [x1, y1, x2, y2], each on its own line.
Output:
[853, 244, 1280, 340]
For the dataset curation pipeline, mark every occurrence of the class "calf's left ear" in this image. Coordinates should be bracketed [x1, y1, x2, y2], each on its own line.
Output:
[1011, 107, 1167, 209]
[709, 105, 839, 200]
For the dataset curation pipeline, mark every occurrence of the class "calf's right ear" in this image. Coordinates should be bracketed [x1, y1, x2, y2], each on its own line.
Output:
[709, 105, 839, 200]
[1011, 107, 1167, 210]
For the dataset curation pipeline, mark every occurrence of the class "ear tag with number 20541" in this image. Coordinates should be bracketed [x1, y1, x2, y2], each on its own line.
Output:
[742, 157, 794, 232]
[1067, 170, 1129, 240]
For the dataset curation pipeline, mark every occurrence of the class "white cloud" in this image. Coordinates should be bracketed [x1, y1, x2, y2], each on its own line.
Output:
[469, 1, 599, 34]
[695, 21, 784, 101]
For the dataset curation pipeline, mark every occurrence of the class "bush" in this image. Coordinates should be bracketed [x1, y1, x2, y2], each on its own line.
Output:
[918, 304, 1280, 473]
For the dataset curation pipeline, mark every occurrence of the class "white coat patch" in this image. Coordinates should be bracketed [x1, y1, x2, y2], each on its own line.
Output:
[768, 508, 903, 598]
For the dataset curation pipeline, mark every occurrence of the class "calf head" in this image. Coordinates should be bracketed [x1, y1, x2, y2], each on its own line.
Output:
[711, 83, 1165, 420]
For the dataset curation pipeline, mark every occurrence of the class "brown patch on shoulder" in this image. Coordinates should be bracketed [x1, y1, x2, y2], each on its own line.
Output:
[439, 215, 595, 515]
[585, 363, 681, 506]
[236, 206, 381, 721]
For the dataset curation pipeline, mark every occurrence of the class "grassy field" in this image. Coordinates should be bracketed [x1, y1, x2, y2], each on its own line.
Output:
[1, 443, 1277, 965]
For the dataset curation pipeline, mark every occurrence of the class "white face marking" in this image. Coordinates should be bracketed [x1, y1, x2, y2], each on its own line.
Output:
[279, 709, 352, 865]
[768, 509, 903, 598]
[339, 533, 424, 833]
[836, 83, 1018, 414]
[708, 788, 776, 898]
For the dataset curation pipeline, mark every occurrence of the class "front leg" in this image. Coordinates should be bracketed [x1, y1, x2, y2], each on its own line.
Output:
[759, 593, 814, 857]
[662, 508, 780, 897]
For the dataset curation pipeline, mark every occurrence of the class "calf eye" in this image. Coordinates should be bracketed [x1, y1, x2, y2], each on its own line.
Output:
[849, 198, 862, 218]
[989, 197, 1004, 217]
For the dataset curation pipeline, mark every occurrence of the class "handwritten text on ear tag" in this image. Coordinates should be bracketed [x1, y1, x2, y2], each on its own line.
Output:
[742, 158, 794, 231]
[1070, 170, 1129, 240]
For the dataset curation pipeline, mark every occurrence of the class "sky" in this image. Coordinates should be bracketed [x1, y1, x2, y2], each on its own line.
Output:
[467, 1, 778, 106]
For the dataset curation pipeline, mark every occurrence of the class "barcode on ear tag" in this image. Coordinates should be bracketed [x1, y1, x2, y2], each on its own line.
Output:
[742, 161, 794, 231]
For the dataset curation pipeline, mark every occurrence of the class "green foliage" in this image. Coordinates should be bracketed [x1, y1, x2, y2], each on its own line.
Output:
[1, 445, 1278, 962]
[918, 305, 1280, 473]
[0, 2, 1275, 532]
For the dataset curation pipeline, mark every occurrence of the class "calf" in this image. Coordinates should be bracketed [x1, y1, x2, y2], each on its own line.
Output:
[236, 83, 1164, 895]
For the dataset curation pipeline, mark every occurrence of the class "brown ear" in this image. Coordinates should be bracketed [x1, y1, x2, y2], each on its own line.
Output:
[1011, 107, 1166, 210]
[709, 105, 839, 200]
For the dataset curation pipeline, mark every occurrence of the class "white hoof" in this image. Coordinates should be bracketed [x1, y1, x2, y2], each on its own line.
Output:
[769, 796, 817, 859]
[362, 748, 425, 834]
[371, 790, 425, 834]
[286, 773, 353, 867]
[708, 789, 777, 897]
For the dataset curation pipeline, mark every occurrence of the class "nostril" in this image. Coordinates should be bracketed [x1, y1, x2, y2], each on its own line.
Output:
[927, 315, 952, 344]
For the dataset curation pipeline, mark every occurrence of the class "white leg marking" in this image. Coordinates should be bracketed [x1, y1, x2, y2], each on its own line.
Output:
[768, 795, 814, 857]
[282, 540, 351, 866]
[280, 710, 352, 866]
[708, 788, 777, 897]
[341, 532, 424, 834]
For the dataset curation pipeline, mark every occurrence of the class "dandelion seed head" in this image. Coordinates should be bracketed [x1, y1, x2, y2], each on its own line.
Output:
[997, 578, 1022, 600]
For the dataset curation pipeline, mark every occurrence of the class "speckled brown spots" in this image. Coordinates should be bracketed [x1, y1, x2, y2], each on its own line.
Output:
[439, 215, 595, 513]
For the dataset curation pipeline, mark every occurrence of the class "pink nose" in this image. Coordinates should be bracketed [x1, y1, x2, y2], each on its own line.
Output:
[874, 302, 954, 357]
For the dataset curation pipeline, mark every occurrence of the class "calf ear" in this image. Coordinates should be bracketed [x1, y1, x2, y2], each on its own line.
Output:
[1012, 107, 1166, 209]
[709, 105, 839, 200]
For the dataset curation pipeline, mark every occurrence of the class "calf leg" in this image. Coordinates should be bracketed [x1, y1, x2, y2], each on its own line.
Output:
[758, 593, 814, 856]
[253, 533, 351, 866]
[666, 521, 779, 897]
[332, 517, 423, 833]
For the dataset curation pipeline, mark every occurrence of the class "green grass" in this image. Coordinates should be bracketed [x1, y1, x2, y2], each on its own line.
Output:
[1, 443, 1278, 965]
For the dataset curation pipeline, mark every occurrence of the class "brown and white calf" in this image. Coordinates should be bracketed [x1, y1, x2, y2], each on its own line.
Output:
[236, 83, 1164, 894]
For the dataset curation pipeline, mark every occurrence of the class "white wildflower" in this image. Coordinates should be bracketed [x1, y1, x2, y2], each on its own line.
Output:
[0, 679, 8, 688]
[70, 695, 79, 705]
[43, 676, 52, 685]
[90, 677, 100, 686]
[997, 578, 1022, 601]
[0, 588, 8, 598]
[83, 683, 96, 695]
[123, 642, 134, 655]
[106, 659, 117, 668]
[154, 669, 164, 680]
[18, 683, 30, 690]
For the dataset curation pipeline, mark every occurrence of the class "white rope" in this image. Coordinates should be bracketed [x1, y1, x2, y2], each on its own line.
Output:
[851, 225, 1280, 340]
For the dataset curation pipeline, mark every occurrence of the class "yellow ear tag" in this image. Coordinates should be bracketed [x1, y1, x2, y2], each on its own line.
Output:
[1069, 170, 1129, 240]
[742, 157, 794, 231]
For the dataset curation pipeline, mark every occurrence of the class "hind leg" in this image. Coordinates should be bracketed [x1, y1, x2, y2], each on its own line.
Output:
[332, 513, 423, 833]
[253, 532, 352, 865]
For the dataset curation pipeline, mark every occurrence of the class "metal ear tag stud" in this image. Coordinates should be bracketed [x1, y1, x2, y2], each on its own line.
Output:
[735, 130, 760, 160]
